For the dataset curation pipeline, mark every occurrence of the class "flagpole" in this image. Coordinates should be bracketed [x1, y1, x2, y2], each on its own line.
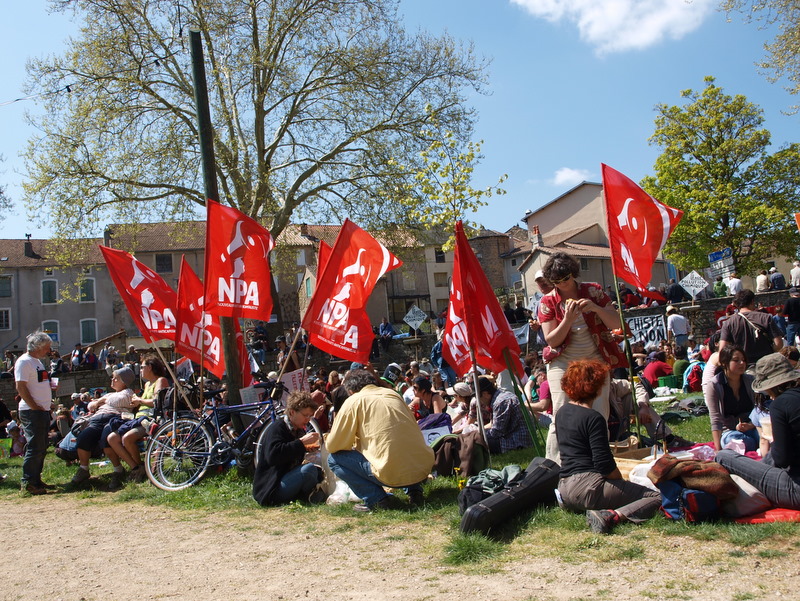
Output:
[151, 343, 196, 412]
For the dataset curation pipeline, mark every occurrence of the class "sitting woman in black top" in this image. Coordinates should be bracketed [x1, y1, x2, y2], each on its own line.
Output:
[716, 353, 800, 509]
[253, 391, 322, 506]
[556, 359, 661, 534]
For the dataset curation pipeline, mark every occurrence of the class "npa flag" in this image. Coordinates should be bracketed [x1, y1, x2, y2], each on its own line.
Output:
[602, 164, 683, 299]
[176, 257, 225, 378]
[99, 246, 177, 343]
[442, 221, 522, 378]
[317, 239, 332, 277]
[301, 219, 402, 363]
[794, 213, 800, 234]
[204, 199, 275, 320]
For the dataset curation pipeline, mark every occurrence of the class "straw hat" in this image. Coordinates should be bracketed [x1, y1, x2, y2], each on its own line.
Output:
[752, 353, 800, 393]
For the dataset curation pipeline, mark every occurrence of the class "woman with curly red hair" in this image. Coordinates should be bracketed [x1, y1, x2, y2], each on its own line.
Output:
[556, 359, 661, 534]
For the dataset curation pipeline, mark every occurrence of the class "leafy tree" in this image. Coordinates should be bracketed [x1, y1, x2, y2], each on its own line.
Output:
[22, 0, 487, 250]
[398, 125, 506, 250]
[723, 0, 800, 99]
[0, 156, 9, 221]
[643, 76, 800, 276]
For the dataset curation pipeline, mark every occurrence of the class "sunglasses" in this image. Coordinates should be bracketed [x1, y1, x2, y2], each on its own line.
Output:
[550, 274, 572, 285]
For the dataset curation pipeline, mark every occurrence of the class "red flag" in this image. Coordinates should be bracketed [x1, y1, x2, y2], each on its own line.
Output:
[602, 164, 683, 299]
[317, 239, 332, 277]
[794, 213, 800, 234]
[204, 199, 275, 320]
[442, 221, 522, 378]
[175, 257, 225, 378]
[301, 219, 402, 363]
[99, 246, 177, 343]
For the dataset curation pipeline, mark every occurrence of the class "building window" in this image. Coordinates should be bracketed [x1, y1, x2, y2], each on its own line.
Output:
[511, 258, 517, 267]
[0, 309, 10, 330]
[0, 276, 11, 298]
[80, 319, 97, 345]
[580, 258, 589, 271]
[433, 272, 449, 288]
[155, 253, 173, 273]
[44, 268, 54, 276]
[79, 278, 96, 303]
[305, 277, 312, 298]
[42, 320, 59, 343]
[402, 271, 416, 292]
[297, 249, 306, 266]
[41, 279, 58, 304]
[434, 247, 445, 263]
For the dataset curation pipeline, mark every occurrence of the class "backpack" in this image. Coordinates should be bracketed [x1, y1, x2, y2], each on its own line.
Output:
[657, 479, 720, 523]
[457, 465, 523, 514]
[153, 386, 196, 419]
[430, 430, 490, 478]
[686, 363, 704, 392]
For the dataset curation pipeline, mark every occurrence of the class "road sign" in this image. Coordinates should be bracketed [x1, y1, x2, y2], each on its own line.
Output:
[679, 270, 709, 299]
[403, 304, 428, 332]
[708, 247, 733, 263]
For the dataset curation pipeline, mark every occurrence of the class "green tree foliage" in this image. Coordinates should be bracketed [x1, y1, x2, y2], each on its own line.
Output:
[396, 124, 506, 249]
[22, 0, 487, 252]
[643, 76, 800, 276]
[0, 156, 10, 221]
[723, 0, 800, 99]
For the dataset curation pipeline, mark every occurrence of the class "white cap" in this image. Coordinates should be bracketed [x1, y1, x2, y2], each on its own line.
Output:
[534, 269, 545, 280]
[769, 267, 777, 272]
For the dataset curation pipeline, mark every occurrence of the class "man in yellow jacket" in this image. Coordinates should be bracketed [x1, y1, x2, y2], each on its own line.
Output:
[327, 369, 434, 511]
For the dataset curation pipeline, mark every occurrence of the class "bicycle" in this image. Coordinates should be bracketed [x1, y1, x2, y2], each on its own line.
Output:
[144, 382, 284, 491]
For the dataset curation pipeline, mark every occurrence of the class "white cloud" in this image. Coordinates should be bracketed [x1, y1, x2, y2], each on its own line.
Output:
[551, 167, 591, 187]
[510, 0, 716, 54]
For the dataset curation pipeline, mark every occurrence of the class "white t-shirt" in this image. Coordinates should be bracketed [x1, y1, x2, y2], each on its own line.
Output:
[667, 314, 690, 336]
[14, 353, 53, 411]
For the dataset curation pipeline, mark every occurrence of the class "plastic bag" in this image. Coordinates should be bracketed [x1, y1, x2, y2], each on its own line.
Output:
[325, 479, 362, 505]
[688, 445, 717, 462]
[724, 438, 746, 455]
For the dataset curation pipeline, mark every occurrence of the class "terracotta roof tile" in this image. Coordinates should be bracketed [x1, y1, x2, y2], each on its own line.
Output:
[0, 238, 104, 267]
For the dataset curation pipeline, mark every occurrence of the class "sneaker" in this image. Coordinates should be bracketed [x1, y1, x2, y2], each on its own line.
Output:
[127, 465, 147, 483]
[353, 496, 398, 513]
[586, 509, 618, 534]
[408, 489, 424, 508]
[71, 468, 91, 485]
[107, 471, 126, 491]
[23, 483, 47, 496]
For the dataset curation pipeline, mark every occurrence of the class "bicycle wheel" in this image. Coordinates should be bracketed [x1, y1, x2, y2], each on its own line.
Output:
[252, 413, 277, 471]
[144, 418, 213, 491]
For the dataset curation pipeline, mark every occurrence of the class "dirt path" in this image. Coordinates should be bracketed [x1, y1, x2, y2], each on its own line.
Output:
[5, 495, 797, 601]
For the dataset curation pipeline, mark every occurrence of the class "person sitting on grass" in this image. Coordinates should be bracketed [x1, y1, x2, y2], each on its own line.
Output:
[105, 355, 170, 483]
[253, 391, 323, 506]
[716, 353, 800, 510]
[70, 367, 138, 490]
[556, 359, 662, 534]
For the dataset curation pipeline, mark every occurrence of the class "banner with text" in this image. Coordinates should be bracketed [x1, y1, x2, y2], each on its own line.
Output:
[625, 314, 667, 346]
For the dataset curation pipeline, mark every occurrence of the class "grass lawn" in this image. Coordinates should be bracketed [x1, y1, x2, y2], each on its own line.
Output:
[1, 406, 797, 575]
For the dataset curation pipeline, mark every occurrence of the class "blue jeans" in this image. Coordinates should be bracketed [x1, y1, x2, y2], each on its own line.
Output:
[19, 409, 51, 486]
[276, 463, 320, 503]
[721, 428, 759, 453]
[716, 449, 800, 509]
[787, 322, 800, 346]
[327, 450, 422, 507]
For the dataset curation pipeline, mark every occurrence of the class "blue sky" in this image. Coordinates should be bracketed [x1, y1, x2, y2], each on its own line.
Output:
[1, 0, 798, 239]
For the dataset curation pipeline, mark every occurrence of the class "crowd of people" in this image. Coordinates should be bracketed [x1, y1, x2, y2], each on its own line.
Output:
[5, 252, 800, 537]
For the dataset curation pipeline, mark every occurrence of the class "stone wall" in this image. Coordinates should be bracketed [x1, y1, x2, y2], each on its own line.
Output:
[622, 289, 792, 342]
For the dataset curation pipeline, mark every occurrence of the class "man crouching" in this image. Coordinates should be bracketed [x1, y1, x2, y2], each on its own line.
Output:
[327, 369, 434, 512]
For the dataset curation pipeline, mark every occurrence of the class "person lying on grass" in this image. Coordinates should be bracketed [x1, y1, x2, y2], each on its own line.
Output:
[555, 359, 662, 534]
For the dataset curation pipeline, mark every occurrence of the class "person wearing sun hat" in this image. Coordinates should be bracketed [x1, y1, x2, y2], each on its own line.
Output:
[715, 353, 800, 509]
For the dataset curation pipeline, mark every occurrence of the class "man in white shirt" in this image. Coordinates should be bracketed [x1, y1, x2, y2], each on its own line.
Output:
[666, 305, 691, 347]
[15, 331, 55, 495]
[727, 274, 743, 295]
[791, 261, 800, 287]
